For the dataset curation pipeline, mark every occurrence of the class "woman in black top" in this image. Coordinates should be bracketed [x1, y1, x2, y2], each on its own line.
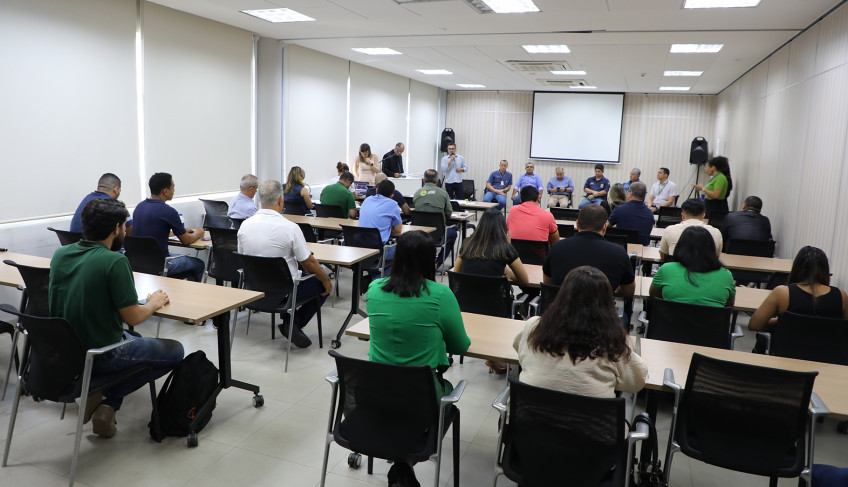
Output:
[454, 208, 529, 285]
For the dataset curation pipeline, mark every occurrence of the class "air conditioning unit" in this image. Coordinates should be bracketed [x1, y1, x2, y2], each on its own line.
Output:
[537, 79, 591, 87]
[504, 60, 569, 72]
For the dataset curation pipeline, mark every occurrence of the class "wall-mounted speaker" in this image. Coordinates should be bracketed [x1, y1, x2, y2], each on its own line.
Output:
[690, 137, 708, 165]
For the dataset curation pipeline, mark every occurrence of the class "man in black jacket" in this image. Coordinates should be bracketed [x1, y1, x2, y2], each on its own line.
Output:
[381, 143, 404, 177]
[722, 195, 772, 246]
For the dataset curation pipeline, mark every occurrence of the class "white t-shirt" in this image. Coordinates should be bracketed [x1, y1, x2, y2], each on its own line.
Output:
[650, 180, 678, 206]
[237, 209, 311, 279]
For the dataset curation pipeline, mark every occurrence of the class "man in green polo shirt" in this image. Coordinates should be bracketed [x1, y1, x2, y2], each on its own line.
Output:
[319, 171, 357, 218]
[413, 169, 457, 265]
[49, 198, 184, 438]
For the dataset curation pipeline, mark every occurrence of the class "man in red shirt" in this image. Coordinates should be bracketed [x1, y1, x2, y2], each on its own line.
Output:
[506, 186, 560, 245]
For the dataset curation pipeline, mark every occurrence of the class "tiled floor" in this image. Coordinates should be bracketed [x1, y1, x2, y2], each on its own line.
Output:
[0, 270, 845, 486]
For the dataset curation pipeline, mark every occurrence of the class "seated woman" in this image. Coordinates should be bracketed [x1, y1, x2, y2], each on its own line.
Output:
[454, 208, 529, 286]
[650, 225, 735, 308]
[327, 161, 349, 186]
[608, 182, 627, 211]
[366, 230, 470, 486]
[512, 266, 647, 397]
[283, 166, 314, 215]
[749, 246, 848, 332]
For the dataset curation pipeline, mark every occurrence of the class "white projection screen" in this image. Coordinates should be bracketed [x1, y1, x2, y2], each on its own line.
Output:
[529, 92, 624, 163]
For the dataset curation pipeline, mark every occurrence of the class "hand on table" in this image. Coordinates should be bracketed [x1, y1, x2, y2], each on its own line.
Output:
[147, 289, 169, 309]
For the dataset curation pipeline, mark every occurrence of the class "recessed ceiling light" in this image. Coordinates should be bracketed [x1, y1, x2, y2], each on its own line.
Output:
[570, 85, 597, 90]
[241, 8, 315, 23]
[664, 71, 703, 77]
[660, 86, 692, 91]
[482, 0, 540, 14]
[684, 0, 760, 8]
[522, 45, 570, 54]
[416, 69, 453, 75]
[457, 84, 486, 88]
[670, 44, 723, 53]
[351, 48, 402, 56]
[550, 70, 587, 76]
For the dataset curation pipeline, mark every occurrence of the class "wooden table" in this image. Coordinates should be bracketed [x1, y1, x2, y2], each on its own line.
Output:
[634, 276, 770, 312]
[282, 214, 435, 234]
[555, 220, 664, 240]
[168, 237, 211, 251]
[455, 200, 498, 211]
[637, 246, 793, 274]
[0, 252, 51, 288]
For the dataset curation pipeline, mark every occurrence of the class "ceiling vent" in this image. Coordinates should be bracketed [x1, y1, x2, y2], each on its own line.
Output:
[505, 60, 569, 72]
[537, 79, 591, 87]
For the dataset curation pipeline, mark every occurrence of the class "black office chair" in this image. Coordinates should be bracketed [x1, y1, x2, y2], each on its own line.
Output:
[764, 311, 848, 364]
[404, 196, 415, 209]
[123, 236, 177, 277]
[204, 228, 241, 328]
[510, 239, 548, 266]
[47, 227, 83, 246]
[656, 206, 682, 228]
[410, 211, 452, 270]
[550, 207, 580, 221]
[296, 223, 340, 305]
[340, 225, 394, 284]
[724, 238, 776, 286]
[236, 253, 323, 372]
[203, 214, 235, 230]
[315, 203, 345, 219]
[230, 218, 245, 230]
[319, 350, 466, 487]
[528, 281, 561, 317]
[199, 198, 229, 217]
[662, 353, 825, 487]
[447, 271, 524, 319]
[282, 201, 310, 216]
[491, 377, 648, 487]
[556, 223, 575, 238]
[462, 179, 476, 201]
[0, 304, 161, 487]
[645, 298, 742, 350]
[707, 210, 728, 229]
[604, 233, 628, 252]
[606, 227, 641, 245]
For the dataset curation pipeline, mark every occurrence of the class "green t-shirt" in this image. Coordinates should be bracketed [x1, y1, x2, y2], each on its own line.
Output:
[49, 240, 139, 349]
[319, 182, 356, 218]
[652, 262, 736, 307]
[413, 183, 452, 220]
[366, 278, 470, 397]
[704, 172, 728, 200]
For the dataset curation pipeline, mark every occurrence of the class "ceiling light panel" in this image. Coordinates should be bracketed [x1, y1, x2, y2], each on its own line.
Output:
[684, 0, 761, 8]
[416, 69, 453, 75]
[241, 8, 315, 23]
[670, 44, 723, 53]
[482, 0, 540, 14]
[664, 71, 703, 76]
[659, 86, 692, 91]
[457, 84, 486, 88]
[522, 45, 570, 54]
[570, 85, 597, 89]
[550, 70, 587, 75]
[352, 48, 402, 56]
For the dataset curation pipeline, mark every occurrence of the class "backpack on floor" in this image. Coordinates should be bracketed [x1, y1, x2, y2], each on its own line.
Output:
[149, 350, 219, 441]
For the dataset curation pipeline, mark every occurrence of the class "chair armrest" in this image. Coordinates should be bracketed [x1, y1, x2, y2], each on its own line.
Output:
[491, 385, 510, 414]
[317, 238, 334, 245]
[295, 272, 316, 283]
[86, 337, 136, 358]
[662, 368, 680, 393]
[629, 415, 651, 443]
[731, 323, 744, 338]
[756, 331, 771, 354]
[164, 255, 179, 264]
[527, 295, 540, 316]
[513, 294, 528, 306]
[810, 393, 830, 417]
[441, 379, 467, 407]
[325, 369, 338, 385]
[0, 303, 20, 316]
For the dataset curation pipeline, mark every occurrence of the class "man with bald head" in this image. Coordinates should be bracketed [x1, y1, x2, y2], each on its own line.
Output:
[70, 173, 129, 233]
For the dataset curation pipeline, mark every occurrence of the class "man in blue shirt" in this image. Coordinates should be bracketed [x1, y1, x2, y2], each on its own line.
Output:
[608, 181, 655, 246]
[483, 159, 512, 210]
[622, 168, 642, 192]
[358, 179, 403, 277]
[579, 164, 611, 209]
[511, 161, 544, 206]
[228, 174, 258, 219]
[132, 172, 206, 282]
[547, 167, 574, 208]
[70, 173, 131, 233]
[440, 143, 467, 200]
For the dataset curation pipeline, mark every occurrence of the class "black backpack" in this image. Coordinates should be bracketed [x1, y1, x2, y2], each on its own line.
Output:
[149, 350, 219, 441]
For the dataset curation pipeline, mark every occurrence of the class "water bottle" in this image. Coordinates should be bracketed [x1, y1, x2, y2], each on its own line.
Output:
[179, 213, 185, 225]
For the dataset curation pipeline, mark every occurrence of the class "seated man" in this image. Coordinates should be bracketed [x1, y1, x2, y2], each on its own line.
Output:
[579, 164, 611, 208]
[511, 161, 544, 206]
[483, 159, 513, 210]
[228, 174, 258, 219]
[413, 169, 458, 264]
[622, 168, 642, 191]
[547, 167, 574, 208]
[237, 180, 332, 348]
[608, 181, 655, 246]
[367, 173, 411, 216]
[319, 171, 358, 219]
[647, 167, 678, 212]
[506, 186, 559, 245]
[50, 198, 183, 438]
[660, 198, 723, 259]
[132, 172, 205, 282]
[70, 173, 131, 234]
[721, 195, 772, 247]
[543, 204, 635, 296]
[360, 179, 404, 276]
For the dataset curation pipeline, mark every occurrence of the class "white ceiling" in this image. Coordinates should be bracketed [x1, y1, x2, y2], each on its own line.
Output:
[148, 0, 845, 94]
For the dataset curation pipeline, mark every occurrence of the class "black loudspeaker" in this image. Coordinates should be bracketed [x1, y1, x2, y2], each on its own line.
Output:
[440, 128, 455, 152]
[690, 137, 708, 165]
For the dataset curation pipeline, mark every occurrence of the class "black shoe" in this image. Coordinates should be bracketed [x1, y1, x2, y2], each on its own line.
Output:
[278, 322, 312, 348]
[387, 462, 419, 487]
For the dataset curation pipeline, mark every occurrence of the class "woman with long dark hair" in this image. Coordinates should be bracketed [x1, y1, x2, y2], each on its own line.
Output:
[694, 156, 732, 217]
[455, 208, 529, 285]
[512, 266, 646, 397]
[749, 246, 848, 332]
[649, 225, 735, 307]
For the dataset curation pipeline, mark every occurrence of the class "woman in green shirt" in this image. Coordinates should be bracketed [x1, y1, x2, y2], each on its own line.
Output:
[650, 226, 736, 307]
[694, 156, 733, 218]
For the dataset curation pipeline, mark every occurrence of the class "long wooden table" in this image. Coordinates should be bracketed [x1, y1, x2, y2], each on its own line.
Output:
[282, 214, 435, 234]
[638, 246, 793, 273]
[634, 276, 770, 312]
[555, 220, 664, 240]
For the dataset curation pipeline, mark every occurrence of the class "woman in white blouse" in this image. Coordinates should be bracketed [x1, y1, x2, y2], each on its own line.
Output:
[352, 143, 379, 185]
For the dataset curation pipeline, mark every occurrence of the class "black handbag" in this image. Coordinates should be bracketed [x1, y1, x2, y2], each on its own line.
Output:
[631, 413, 667, 487]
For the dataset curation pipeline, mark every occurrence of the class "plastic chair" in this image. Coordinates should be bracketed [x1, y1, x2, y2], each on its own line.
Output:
[725, 238, 776, 286]
[339, 225, 394, 282]
[315, 203, 345, 219]
[662, 353, 825, 487]
[447, 271, 524, 319]
[319, 350, 466, 487]
[122, 236, 177, 277]
[510, 239, 548, 266]
[204, 214, 235, 230]
[656, 206, 682, 228]
[462, 179, 476, 201]
[606, 227, 641, 245]
[283, 201, 309, 215]
[604, 233, 628, 252]
[410, 211, 453, 270]
[549, 207, 579, 221]
[0, 304, 160, 487]
[765, 311, 848, 365]
[645, 298, 742, 350]
[491, 377, 649, 487]
[235, 253, 323, 372]
[47, 227, 83, 246]
[556, 223, 575, 238]
[199, 198, 228, 217]
[528, 281, 561, 317]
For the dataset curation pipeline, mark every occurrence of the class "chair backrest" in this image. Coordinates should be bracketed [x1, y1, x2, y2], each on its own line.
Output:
[770, 311, 848, 365]
[230, 218, 245, 230]
[556, 223, 575, 239]
[340, 225, 384, 269]
[725, 238, 775, 257]
[550, 207, 580, 221]
[657, 206, 682, 218]
[404, 196, 415, 209]
[236, 253, 295, 312]
[603, 234, 628, 252]
[537, 282, 561, 316]
[204, 214, 235, 230]
[282, 202, 308, 215]
[207, 228, 241, 284]
[199, 199, 229, 217]
[605, 227, 641, 245]
[329, 350, 440, 461]
[510, 239, 548, 266]
[315, 203, 345, 218]
[123, 236, 166, 275]
[47, 227, 82, 246]
[647, 298, 734, 349]
[3, 260, 50, 316]
[296, 222, 318, 243]
[676, 353, 817, 478]
[502, 377, 627, 486]
[450, 200, 462, 212]
[462, 179, 475, 200]
[410, 211, 446, 246]
[708, 210, 728, 228]
[447, 271, 513, 318]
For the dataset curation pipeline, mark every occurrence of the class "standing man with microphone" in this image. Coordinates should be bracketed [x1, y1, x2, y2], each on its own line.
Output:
[381, 143, 405, 178]
[440, 143, 467, 200]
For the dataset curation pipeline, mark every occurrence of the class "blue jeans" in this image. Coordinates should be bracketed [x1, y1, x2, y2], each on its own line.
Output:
[288, 276, 328, 328]
[438, 227, 458, 265]
[92, 332, 184, 410]
[168, 254, 205, 282]
[367, 246, 396, 280]
[512, 194, 522, 206]
[483, 191, 506, 210]
[578, 197, 604, 209]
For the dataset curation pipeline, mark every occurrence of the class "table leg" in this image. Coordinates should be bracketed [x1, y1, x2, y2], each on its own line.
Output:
[459, 220, 467, 245]
[333, 261, 367, 349]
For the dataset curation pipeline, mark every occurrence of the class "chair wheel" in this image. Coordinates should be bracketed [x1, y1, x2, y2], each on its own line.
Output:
[347, 453, 362, 469]
[253, 394, 264, 408]
[187, 432, 198, 448]
[331, 340, 341, 349]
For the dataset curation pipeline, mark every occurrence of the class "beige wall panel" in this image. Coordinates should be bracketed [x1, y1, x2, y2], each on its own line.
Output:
[757, 92, 786, 216]
[786, 25, 821, 86]
[748, 62, 769, 103]
[766, 46, 791, 95]
[814, 2, 848, 74]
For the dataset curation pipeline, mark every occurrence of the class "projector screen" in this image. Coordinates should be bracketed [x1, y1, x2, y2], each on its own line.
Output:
[529, 92, 624, 163]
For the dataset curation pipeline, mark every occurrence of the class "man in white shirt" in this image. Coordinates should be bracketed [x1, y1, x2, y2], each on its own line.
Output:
[659, 198, 723, 259]
[647, 167, 678, 212]
[228, 174, 258, 219]
[237, 180, 332, 348]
